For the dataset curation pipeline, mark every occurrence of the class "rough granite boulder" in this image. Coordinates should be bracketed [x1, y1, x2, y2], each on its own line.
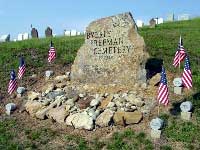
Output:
[96, 109, 114, 127]
[71, 12, 149, 86]
[65, 113, 94, 130]
[113, 111, 142, 125]
[47, 106, 69, 124]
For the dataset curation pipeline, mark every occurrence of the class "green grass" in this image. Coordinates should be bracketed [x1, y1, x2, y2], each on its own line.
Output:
[1, 18, 200, 149]
[0, 36, 84, 94]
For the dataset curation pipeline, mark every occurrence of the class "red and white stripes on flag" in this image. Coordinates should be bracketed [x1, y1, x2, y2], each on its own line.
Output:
[8, 70, 17, 95]
[173, 36, 186, 67]
[157, 67, 169, 106]
[18, 57, 25, 79]
[182, 56, 192, 89]
[48, 41, 56, 63]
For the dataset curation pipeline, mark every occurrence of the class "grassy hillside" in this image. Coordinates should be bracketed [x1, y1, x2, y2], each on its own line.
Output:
[1, 18, 200, 149]
[0, 19, 200, 95]
[0, 36, 84, 94]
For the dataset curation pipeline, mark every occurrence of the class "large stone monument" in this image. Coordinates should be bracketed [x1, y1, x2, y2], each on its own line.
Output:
[71, 12, 149, 87]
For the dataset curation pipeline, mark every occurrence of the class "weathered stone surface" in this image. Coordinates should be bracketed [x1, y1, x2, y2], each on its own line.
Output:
[181, 112, 192, 121]
[17, 87, 26, 94]
[96, 109, 114, 127]
[35, 98, 63, 119]
[5, 103, 16, 115]
[65, 113, 94, 130]
[31, 28, 39, 38]
[54, 75, 69, 82]
[150, 118, 164, 130]
[71, 12, 148, 86]
[45, 26, 53, 37]
[42, 83, 55, 94]
[148, 73, 160, 86]
[113, 111, 142, 125]
[99, 95, 113, 109]
[180, 101, 192, 112]
[77, 96, 94, 109]
[47, 106, 69, 123]
[125, 94, 144, 107]
[25, 101, 43, 117]
[151, 129, 161, 139]
[45, 70, 54, 78]
[174, 86, 182, 95]
[28, 91, 40, 100]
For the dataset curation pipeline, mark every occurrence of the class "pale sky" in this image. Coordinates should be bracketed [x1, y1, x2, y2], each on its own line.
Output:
[0, 0, 199, 39]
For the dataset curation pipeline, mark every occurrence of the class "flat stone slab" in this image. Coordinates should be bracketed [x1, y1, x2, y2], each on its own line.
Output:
[150, 129, 161, 139]
[71, 12, 149, 86]
[174, 86, 182, 95]
[181, 112, 192, 121]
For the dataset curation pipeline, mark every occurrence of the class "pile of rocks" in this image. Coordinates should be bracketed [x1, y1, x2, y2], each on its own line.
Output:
[24, 75, 156, 130]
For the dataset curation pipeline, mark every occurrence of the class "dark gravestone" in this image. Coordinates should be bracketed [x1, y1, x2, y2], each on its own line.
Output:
[45, 27, 53, 37]
[149, 19, 156, 28]
[31, 28, 39, 38]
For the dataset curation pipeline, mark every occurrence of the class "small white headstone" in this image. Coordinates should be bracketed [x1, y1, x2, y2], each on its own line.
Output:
[174, 86, 182, 95]
[17, 87, 26, 94]
[180, 101, 192, 112]
[64, 30, 71, 36]
[70, 30, 77, 36]
[23, 33, 29, 40]
[5, 103, 16, 115]
[17, 33, 23, 41]
[173, 78, 182, 87]
[150, 117, 164, 130]
[45, 70, 54, 78]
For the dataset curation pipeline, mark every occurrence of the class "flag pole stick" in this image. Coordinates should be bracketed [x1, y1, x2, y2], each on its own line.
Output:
[158, 102, 160, 116]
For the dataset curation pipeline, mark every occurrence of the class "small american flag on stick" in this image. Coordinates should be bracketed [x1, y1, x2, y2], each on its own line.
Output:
[173, 36, 186, 67]
[157, 67, 169, 106]
[182, 55, 192, 89]
[18, 57, 25, 79]
[48, 41, 56, 63]
[8, 70, 17, 95]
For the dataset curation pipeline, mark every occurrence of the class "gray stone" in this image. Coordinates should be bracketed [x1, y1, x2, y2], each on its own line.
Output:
[173, 78, 182, 87]
[17, 87, 26, 94]
[174, 86, 182, 95]
[45, 70, 54, 78]
[96, 109, 114, 127]
[71, 12, 149, 86]
[150, 129, 161, 139]
[90, 98, 100, 107]
[47, 106, 69, 124]
[180, 101, 192, 112]
[181, 112, 192, 121]
[5, 103, 16, 115]
[46, 90, 65, 99]
[31, 28, 39, 38]
[45, 26, 53, 37]
[150, 118, 164, 130]
[107, 102, 116, 108]
[149, 18, 156, 28]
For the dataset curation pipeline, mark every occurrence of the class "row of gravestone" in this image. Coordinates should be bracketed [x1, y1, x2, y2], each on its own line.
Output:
[31, 27, 52, 38]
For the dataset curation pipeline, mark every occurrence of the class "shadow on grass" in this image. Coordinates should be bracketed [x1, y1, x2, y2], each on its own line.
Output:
[169, 92, 200, 116]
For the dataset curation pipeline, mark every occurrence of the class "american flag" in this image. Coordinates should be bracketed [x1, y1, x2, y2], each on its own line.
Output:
[157, 67, 169, 106]
[8, 70, 17, 95]
[18, 57, 25, 79]
[48, 41, 56, 63]
[182, 56, 192, 89]
[173, 36, 186, 67]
